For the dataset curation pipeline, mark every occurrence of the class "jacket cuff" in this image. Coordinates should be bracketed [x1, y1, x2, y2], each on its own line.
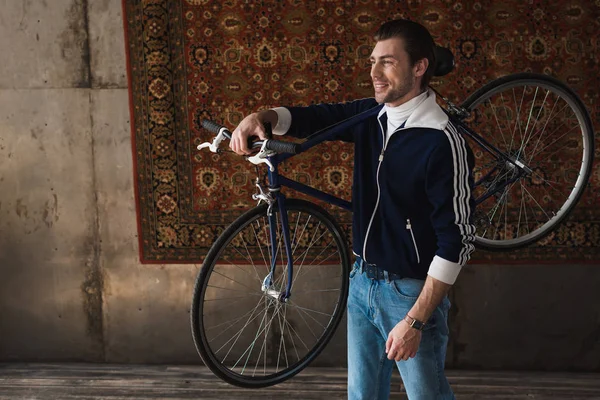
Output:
[427, 255, 462, 285]
[271, 107, 292, 135]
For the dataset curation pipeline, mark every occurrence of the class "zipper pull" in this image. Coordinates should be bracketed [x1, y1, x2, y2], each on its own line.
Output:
[379, 149, 384, 162]
[406, 218, 411, 229]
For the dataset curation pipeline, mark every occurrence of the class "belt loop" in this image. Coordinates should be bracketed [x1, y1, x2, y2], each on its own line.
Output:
[383, 270, 390, 283]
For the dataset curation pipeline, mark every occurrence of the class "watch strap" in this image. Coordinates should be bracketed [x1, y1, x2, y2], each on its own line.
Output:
[404, 314, 426, 331]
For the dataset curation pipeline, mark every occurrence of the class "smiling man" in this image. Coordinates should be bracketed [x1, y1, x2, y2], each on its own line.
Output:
[231, 19, 475, 400]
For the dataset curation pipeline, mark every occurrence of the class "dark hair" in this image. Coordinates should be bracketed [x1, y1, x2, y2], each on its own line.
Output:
[374, 19, 436, 90]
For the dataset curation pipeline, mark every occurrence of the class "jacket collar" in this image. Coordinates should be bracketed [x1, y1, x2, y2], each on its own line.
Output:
[377, 89, 448, 131]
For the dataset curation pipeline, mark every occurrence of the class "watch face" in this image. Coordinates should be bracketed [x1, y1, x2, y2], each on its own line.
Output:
[411, 319, 425, 330]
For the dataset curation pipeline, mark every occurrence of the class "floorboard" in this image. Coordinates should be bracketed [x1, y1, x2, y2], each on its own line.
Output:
[0, 363, 599, 399]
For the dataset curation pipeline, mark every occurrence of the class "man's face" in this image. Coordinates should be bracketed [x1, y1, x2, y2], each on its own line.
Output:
[369, 38, 422, 107]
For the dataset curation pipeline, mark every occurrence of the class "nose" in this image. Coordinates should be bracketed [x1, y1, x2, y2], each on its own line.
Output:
[370, 62, 381, 80]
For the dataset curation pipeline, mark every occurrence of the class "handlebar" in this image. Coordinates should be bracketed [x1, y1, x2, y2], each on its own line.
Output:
[199, 119, 300, 154]
[201, 119, 232, 139]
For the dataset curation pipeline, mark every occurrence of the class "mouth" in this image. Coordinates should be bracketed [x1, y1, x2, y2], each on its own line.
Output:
[373, 82, 388, 92]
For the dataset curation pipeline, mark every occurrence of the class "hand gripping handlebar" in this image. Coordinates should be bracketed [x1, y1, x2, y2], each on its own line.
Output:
[197, 119, 301, 170]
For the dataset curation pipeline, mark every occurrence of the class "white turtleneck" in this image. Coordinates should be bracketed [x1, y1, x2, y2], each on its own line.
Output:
[384, 90, 429, 144]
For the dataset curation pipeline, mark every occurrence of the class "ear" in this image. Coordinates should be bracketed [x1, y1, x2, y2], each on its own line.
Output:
[413, 58, 429, 78]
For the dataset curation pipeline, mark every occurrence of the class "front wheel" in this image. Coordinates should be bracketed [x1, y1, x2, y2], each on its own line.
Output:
[191, 199, 350, 388]
[461, 73, 595, 251]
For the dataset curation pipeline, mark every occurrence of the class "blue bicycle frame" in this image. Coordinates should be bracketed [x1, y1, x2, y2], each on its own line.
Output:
[259, 103, 530, 301]
[261, 105, 381, 301]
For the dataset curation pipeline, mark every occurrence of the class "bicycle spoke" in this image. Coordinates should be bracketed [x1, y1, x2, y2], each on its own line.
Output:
[529, 171, 567, 198]
[207, 306, 260, 340]
[521, 185, 553, 222]
[216, 298, 267, 358]
[292, 214, 313, 256]
[221, 253, 263, 286]
[283, 317, 302, 362]
[233, 298, 287, 374]
[291, 222, 329, 289]
[511, 86, 527, 149]
[283, 316, 311, 351]
[293, 288, 342, 294]
[516, 86, 539, 160]
[489, 97, 509, 149]
[251, 317, 269, 377]
[250, 220, 272, 274]
[234, 301, 276, 373]
[210, 269, 260, 293]
[290, 211, 303, 254]
[519, 181, 531, 235]
[286, 301, 333, 320]
[276, 305, 290, 372]
[203, 294, 262, 302]
[526, 96, 561, 163]
[529, 124, 581, 161]
[519, 88, 549, 160]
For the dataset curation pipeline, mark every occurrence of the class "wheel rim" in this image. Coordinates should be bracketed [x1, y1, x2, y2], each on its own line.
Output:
[465, 79, 593, 248]
[197, 204, 348, 383]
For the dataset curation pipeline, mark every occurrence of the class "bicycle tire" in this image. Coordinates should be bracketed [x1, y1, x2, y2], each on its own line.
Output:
[460, 73, 594, 250]
[191, 199, 350, 388]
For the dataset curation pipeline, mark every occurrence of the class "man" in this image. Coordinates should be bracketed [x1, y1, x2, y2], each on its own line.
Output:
[230, 19, 474, 400]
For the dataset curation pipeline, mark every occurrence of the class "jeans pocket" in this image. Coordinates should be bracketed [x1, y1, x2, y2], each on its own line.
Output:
[391, 278, 424, 300]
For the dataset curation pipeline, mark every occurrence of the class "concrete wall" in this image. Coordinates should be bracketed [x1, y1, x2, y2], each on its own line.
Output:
[0, 0, 199, 363]
[0, 0, 599, 371]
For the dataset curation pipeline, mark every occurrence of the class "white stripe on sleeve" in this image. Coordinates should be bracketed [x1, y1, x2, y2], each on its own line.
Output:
[443, 122, 475, 266]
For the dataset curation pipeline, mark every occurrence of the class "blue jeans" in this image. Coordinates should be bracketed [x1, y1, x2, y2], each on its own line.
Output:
[347, 261, 455, 400]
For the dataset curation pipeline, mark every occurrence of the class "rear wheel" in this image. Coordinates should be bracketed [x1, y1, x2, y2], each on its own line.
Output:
[461, 73, 594, 250]
[191, 199, 350, 388]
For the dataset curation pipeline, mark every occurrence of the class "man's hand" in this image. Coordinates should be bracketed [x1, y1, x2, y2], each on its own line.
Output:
[385, 319, 421, 361]
[230, 110, 278, 155]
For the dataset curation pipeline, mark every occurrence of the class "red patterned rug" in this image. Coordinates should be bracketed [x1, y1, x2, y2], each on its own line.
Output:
[123, 0, 599, 263]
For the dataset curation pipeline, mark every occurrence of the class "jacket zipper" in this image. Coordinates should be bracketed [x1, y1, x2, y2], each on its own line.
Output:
[362, 148, 384, 264]
[363, 118, 409, 263]
[362, 118, 387, 264]
[406, 218, 421, 264]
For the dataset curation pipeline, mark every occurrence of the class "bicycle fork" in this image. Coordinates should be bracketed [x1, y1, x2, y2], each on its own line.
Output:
[254, 175, 294, 303]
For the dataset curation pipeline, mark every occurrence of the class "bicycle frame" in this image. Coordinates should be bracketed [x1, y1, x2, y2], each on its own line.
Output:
[260, 101, 532, 301]
[261, 106, 381, 300]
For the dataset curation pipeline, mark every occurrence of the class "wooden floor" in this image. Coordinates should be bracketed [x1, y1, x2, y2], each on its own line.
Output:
[0, 363, 599, 399]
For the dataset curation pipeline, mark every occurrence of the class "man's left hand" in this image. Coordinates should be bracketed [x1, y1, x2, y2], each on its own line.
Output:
[385, 320, 421, 361]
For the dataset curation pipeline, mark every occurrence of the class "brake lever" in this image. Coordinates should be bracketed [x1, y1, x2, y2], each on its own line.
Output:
[247, 140, 276, 171]
[197, 126, 230, 153]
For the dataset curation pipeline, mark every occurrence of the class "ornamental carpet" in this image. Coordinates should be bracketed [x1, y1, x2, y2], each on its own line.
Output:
[123, 0, 600, 263]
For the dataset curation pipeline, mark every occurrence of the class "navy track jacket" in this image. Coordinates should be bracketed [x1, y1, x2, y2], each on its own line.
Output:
[282, 91, 476, 283]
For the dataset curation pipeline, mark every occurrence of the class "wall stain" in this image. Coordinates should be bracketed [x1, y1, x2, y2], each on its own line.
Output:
[15, 199, 28, 219]
[58, 0, 91, 88]
[14, 195, 60, 233]
[31, 127, 45, 152]
[81, 250, 104, 353]
[42, 194, 59, 228]
[17, 1, 29, 32]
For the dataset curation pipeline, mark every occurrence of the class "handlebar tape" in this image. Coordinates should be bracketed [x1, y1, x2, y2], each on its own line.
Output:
[264, 140, 301, 154]
[201, 120, 231, 138]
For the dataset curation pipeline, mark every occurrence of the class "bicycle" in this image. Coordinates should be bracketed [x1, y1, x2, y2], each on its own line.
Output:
[190, 46, 595, 388]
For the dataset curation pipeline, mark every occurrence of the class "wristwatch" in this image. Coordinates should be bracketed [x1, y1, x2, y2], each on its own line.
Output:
[404, 314, 426, 331]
